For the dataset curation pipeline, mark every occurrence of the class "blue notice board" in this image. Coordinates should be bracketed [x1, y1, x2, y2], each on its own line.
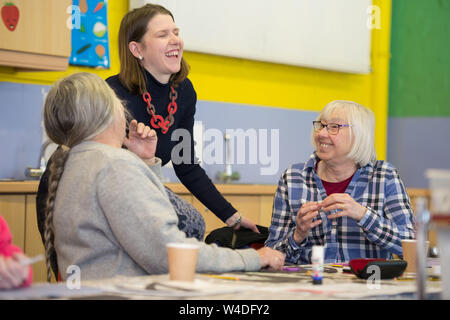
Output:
[69, 0, 110, 68]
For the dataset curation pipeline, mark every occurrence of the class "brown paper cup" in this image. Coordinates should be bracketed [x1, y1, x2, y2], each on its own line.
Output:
[167, 243, 199, 282]
[401, 239, 429, 275]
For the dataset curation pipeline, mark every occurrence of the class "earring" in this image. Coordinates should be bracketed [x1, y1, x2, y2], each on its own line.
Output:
[138, 55, 143, 61]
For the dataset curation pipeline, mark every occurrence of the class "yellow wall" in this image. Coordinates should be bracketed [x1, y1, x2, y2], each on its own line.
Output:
[0, 0, 128, 84]
[0, 0, 391, 159]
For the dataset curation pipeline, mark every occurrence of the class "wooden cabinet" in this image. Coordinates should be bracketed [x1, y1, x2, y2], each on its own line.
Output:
[165, 183, 277, 237]
[0, 195, 25, 250]
[194, 194, 275, 236]
[0, 0, 71, 70]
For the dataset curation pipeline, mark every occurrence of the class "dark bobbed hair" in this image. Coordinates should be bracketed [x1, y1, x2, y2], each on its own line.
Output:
[118, 3, 190, 94]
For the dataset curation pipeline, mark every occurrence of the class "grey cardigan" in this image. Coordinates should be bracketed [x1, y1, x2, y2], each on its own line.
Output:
[53, 141, 260, 280]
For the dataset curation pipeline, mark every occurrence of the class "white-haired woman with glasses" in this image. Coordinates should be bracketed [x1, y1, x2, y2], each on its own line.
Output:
[265, 100, 416, 264]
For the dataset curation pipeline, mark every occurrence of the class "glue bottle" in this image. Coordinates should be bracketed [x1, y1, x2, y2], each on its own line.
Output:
[311, 245, 324, 285]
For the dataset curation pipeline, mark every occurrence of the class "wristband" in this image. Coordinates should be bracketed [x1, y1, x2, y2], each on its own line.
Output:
[231, 214, 242, 228]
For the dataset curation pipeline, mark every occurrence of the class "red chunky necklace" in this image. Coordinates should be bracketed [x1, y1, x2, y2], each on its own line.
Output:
[142, 86, 178, 134]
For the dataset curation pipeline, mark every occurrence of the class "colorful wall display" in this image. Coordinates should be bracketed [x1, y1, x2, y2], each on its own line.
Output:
[69, 0, 110, 68]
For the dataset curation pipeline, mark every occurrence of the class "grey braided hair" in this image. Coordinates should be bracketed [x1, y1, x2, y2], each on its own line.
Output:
[42, 72, 125, 281]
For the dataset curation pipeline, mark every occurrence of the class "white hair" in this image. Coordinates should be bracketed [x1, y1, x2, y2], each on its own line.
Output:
[310, 100, 377, 167]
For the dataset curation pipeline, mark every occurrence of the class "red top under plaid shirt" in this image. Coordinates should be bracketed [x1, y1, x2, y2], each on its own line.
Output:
[265, 152, 416, 264]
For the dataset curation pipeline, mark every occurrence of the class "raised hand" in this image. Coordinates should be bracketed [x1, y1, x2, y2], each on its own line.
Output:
[124, 120, 158, 165]
[321, 193, 367, 222]
[293, 202, 323, 245]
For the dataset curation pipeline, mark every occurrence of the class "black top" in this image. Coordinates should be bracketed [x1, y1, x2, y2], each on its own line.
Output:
[105, 70, 236, 222]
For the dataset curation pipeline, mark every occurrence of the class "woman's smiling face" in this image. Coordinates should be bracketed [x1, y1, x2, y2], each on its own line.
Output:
[314, 110, 354, 165]
[138, 13, 184, 84]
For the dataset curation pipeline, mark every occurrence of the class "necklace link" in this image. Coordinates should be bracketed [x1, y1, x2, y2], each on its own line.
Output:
[143, 86, 178, 134]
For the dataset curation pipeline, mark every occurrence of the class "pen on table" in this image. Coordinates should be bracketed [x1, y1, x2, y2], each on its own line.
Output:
[283, 266, 301, 272]
[19, 254, 44, 266]
[203, 274, 240, 281]
[331, 262, 349, 267]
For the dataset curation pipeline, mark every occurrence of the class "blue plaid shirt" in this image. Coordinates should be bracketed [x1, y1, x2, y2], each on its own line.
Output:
[265, 153, 416, 264]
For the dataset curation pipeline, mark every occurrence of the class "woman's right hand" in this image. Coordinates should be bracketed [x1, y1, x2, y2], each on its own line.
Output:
[124, 120, 158, 165]
[0, 254, 29, 290]
[293, 202, 323, 245]
[256, 247, 285, 270]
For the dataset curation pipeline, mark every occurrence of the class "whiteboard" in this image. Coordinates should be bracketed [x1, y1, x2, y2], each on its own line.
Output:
[130, 0, 373, 74]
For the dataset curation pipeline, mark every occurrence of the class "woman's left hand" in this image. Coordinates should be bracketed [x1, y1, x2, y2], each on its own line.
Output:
[226, 213, 260, 233]
[124, 120, 158, 165]
[321, 193, 367, 222]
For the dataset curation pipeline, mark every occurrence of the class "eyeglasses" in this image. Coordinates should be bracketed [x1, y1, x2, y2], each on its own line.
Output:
[312, 121, 352, 135]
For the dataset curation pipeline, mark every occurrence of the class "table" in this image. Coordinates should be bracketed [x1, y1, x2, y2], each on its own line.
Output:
[0, 263, 442, 301]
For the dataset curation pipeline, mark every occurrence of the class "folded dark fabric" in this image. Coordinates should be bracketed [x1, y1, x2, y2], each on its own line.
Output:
[205, 225, 269, 249]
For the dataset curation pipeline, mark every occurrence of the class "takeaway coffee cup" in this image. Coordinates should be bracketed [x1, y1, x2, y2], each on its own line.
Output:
[167, 243, 199, 282]
[401, 239, 429, 275]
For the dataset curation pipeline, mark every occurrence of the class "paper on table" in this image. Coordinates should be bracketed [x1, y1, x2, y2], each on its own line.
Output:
[0, 283, 105, 300]
[106, 277, 253, 298]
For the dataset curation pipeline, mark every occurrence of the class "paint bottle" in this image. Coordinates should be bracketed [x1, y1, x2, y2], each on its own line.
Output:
[311, 245, 324, 285]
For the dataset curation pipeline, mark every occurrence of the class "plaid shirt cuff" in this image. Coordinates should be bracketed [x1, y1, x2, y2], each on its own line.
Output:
[288, 233, 308, 250]
[358, 207, 378, 230]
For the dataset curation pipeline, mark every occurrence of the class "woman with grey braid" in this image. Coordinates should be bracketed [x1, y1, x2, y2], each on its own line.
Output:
[42, 72, 284, 282]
